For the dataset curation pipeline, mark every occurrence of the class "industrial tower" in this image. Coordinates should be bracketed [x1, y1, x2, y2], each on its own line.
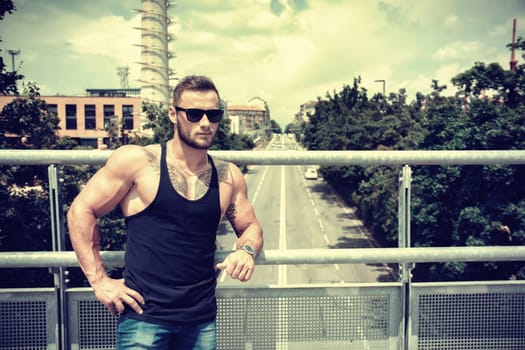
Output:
[135, 0, 175, 133]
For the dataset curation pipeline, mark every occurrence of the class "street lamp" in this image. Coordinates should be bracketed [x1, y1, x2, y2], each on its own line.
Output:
[7, 49, 20, 71]
[374, 79, 386, 95]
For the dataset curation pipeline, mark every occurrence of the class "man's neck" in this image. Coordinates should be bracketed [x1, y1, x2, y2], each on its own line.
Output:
[167, 139, 209, 173]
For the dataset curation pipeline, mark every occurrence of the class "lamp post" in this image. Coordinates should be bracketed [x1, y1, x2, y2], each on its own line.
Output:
[7, 49, 20, 71]
[374, 79, 386, 95]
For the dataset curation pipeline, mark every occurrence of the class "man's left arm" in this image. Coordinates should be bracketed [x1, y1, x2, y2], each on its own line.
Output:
[216, 164, 263, 282]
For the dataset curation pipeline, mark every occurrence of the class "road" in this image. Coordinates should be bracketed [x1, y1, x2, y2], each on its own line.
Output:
[216, 134, 395, 286]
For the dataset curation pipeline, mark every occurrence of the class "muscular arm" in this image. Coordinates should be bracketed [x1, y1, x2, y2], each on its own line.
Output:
[225, 168, 263, 254]
[67, 145, 148, 314]
[217, 163, 263, 281]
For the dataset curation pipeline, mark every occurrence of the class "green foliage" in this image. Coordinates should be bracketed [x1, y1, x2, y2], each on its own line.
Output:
[302, 57, 525, 282]
[0, 0, 22, 96]
[142, 101, 171, 144]
[0, 83, 61, 148]
[0, 83, 82, 287]
[270, 119, 282, 134]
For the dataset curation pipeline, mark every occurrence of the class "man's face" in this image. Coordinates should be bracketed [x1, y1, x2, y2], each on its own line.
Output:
[170, 90, 221, 150]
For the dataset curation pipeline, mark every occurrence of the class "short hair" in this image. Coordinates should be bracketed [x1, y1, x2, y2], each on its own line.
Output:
[172, 75, 220, 106]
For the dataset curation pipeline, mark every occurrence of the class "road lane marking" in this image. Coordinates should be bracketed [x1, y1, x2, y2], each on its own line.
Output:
[278, 165, 287, 285]
[298, 166, 346, 284]
[277, 166, 289, 350]
[318, 218, 325, 233]
[251, 165, 269, 205]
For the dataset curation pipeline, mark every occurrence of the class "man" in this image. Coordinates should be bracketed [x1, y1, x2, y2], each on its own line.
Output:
[67, 75, 263, 349]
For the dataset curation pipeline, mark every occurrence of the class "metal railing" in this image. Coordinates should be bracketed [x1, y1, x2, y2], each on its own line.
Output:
[1, 149, 525, 350]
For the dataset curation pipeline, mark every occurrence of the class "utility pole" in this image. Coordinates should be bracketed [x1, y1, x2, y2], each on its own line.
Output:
[7, 49, 20, 71]
[510, 19, 517, 73]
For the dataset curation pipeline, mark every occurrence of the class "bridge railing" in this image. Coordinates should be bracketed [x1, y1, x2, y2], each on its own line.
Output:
[1, 149, 524, 350]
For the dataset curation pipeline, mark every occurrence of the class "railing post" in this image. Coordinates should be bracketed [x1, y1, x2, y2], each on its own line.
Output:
[398, 165, 413, 350]
[48, 165, 69, 350]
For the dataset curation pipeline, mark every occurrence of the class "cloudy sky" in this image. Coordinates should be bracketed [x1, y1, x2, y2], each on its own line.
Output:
[1, 0, 524, 127]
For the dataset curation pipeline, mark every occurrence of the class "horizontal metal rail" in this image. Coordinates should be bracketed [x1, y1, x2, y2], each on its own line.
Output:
[1, 246, 524, 268]
[1, 149, 525, 165]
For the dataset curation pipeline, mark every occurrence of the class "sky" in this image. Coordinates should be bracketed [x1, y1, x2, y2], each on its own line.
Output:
[1, 0, 524, 128]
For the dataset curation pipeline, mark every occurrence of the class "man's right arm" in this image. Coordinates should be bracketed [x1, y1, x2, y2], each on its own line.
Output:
[67, 145, 145, 315]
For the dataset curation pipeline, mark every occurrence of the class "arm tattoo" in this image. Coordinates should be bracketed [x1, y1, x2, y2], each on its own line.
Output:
[226, 203, 237, 221]
[226, 203, 241, 234]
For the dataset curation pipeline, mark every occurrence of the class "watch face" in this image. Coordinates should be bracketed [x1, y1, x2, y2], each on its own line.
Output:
[242, 245, 256, 255]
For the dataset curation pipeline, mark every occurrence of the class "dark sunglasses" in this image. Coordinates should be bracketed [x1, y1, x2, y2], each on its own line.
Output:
[175, 106, 224, 123]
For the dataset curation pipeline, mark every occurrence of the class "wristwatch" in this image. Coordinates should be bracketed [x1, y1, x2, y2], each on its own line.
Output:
[239, 244, 256, 257]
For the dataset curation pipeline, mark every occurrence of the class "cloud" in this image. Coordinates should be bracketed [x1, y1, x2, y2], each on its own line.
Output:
[443, 15, 459, 28]
[2, 0, 523, 127]
[432, 41, 484, 61]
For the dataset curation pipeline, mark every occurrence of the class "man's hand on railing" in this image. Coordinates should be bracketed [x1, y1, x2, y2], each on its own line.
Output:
[216, 250, 255, 282]
[91, 277, 145, 316]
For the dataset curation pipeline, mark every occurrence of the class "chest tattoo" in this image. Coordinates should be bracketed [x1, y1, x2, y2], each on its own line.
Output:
[167, 162, 212, 200]
[143, 148, 160, 174]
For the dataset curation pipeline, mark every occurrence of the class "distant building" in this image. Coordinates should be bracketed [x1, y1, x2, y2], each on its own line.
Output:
[0, 90, 274, 149]
[227, 104, 268, 136]
[295, 100, 317, 124]
[0, 91, 141, 149]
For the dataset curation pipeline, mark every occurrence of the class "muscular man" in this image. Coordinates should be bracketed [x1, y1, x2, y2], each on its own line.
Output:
[67, 75, 263, 349]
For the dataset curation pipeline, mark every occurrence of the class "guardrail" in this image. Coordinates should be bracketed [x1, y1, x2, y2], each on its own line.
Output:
[1, 246, 525, 267]
[1, 149, 525, 165]
[1, 149, 524, 350]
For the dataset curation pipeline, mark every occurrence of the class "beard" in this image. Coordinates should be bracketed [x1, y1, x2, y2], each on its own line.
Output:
[176, 122, 216, 150]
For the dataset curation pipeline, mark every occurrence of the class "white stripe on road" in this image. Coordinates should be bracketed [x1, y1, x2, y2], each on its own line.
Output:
[298, 166, 345, 283]
[278, 166, 287, 285]
[251, 165, 269, 206]
[277, 166, 289, 350]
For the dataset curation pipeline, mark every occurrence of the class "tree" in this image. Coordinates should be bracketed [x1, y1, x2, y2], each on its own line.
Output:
[301, 61, 525, 282]
[0, 0, 22, 95]
[0, 83, 79, 287]
[0, 82, 63, 148]
[270, 119, 282, 134]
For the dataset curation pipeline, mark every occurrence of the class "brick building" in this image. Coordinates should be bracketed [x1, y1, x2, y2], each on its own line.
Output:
[0, 91, 141, 149]
[227, 104, 268, 142]
[0, 90, 272, 148]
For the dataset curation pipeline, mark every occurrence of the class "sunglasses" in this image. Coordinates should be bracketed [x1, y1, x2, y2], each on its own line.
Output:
[175, 106, 224, 123]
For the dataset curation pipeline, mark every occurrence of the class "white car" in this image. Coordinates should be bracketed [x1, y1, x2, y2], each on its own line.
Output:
[304, 167, 318, 180]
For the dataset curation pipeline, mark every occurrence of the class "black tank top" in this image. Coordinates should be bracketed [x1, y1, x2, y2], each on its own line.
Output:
[123, 143, 221, 325]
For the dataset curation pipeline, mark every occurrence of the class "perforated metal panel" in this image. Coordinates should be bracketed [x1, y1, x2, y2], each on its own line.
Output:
[66, 286, 400, 350]
[77, 300, 117, 350]
[412, 283, 525, 349]
[0, 289, 56, 350]
[217, 287, 397, 350]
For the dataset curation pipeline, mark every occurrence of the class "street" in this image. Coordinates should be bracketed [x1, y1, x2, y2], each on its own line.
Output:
[216, 134, 395, 286]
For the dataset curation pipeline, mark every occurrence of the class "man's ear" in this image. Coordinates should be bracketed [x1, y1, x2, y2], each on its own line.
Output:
[168, 106, 177, 124]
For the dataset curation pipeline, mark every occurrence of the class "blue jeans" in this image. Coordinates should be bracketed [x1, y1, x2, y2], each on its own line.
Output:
[116, 315, 216, 350]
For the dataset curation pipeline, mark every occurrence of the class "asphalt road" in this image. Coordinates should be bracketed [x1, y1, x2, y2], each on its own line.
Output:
[216, 134, 395, 286]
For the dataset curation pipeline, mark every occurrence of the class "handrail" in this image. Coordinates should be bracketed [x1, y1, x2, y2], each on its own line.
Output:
[1, 149, 525, 165]
[1, 246, 524, 268]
